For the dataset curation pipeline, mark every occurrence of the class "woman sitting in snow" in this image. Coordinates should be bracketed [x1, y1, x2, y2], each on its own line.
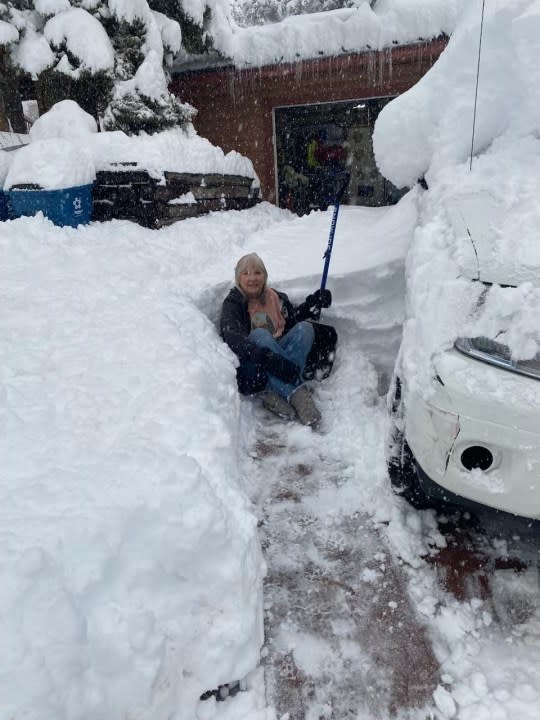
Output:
[220, 253, 336, 427]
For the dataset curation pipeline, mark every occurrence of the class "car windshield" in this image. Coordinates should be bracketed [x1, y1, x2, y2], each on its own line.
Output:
[463, 282, 540, 364]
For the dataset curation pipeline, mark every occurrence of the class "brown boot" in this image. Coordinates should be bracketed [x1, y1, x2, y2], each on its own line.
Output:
[262, 391, 297, 420]
[290, 385, 321, 427]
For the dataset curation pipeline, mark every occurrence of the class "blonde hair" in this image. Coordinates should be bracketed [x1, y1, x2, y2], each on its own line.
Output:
[234, 253, 268, 290]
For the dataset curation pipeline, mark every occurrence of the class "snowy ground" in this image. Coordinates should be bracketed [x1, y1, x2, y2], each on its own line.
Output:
[3, 0, 540, 715]
[2, 200, 539, 720]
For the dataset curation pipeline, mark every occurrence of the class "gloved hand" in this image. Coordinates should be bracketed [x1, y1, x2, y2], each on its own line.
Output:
[260, 349, 300, 384]
[301, 288, 332, 320]
[306, 288, 332, 309]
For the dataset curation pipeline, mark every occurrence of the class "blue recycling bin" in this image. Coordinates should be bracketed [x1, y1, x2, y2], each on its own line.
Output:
[7, 183, 93, 227]
[0, 190, 8, 221]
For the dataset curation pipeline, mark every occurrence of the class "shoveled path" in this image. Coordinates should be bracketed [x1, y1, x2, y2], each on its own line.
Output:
[251, 417, 440, 720]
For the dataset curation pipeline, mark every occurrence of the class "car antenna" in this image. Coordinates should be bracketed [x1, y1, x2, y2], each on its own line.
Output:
[470, 0, 486, 171]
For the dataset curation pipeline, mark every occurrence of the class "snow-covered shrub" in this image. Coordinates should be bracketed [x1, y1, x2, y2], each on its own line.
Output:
[0, 0, 209, 134]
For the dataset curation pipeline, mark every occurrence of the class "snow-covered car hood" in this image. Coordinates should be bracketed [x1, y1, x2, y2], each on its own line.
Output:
[445, 191, 539, 287]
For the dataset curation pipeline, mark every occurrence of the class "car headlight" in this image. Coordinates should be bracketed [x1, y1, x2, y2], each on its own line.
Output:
[454, 337, 540, 381]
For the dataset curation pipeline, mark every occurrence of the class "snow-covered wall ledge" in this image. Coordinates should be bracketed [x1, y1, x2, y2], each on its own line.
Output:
[92, 168, 260, 228]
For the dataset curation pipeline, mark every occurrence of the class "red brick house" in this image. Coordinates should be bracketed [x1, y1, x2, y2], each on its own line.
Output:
[171, 37, 447, 213]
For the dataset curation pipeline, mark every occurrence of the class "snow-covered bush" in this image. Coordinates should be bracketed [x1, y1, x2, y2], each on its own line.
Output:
[0, 0, 231, 134]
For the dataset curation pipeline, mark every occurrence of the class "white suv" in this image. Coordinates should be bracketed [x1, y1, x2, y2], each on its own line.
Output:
[387, 191, 540, 520]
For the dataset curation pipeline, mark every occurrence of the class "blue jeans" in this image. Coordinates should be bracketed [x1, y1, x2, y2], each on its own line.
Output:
[248, 322, 315, 400]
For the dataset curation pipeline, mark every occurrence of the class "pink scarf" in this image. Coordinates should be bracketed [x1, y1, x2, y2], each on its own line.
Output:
[247, 288, 285, 338]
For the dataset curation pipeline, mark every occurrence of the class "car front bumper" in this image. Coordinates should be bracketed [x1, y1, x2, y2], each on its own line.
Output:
[405, 349, 540, 519]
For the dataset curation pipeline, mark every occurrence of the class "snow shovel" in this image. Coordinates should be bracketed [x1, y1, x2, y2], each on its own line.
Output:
[320, 171, 350, 291]
[303, 172, 349, 382]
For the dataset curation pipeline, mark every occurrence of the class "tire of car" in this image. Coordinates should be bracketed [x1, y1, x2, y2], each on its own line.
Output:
[386, 376, 433, 510]
[387, 422, 433, 510]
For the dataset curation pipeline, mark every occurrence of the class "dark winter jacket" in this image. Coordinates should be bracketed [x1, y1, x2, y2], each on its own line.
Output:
[220, 286, 336, 395]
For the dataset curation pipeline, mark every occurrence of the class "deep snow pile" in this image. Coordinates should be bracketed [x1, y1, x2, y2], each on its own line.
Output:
[373, 0, 540, 394]
[1, 206, 290, 720]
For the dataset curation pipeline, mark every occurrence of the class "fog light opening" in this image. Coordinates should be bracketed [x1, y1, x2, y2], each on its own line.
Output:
[461, 445, 493, 472]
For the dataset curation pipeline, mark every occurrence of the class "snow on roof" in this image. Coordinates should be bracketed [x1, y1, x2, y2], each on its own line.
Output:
[193, 0, 466, 70]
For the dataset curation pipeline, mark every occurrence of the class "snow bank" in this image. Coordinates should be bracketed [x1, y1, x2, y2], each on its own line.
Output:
[0, 205, 289, 720]
[1, 185, 538, 720]
[373, 0, 540, 190]
[5, 102, 99, 190]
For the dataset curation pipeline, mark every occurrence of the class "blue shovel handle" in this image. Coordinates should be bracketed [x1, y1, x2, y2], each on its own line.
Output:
[321, 172, 350, 291]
